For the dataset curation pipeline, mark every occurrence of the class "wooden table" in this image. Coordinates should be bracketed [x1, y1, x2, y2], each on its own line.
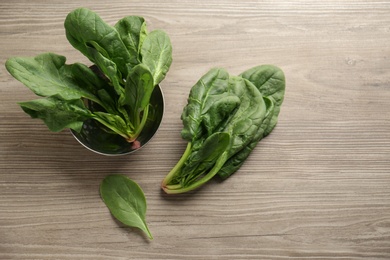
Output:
[1, 1, 389, 259]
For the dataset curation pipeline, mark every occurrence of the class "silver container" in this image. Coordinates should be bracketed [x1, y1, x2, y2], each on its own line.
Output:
[71, 85, 164, 156]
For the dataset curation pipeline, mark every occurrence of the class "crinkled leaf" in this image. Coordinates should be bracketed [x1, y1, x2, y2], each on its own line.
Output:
[216, 66, 285, 180]
[240, 65, 285, 136]
[218, 96, 275, 179]
[100, 174, 152, 239]
[181, 68, 230, 142]
[201, 95, 241, 137]
[222, 76, 266, 158]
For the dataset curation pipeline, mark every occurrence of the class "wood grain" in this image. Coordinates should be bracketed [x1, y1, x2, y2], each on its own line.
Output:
[1, 0, 390, 259]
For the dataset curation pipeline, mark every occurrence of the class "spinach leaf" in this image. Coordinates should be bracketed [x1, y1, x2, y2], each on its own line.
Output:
[100, 174, 153, 239]
[19, 95, 92, 132]
[124, 64, 154, 112]
[115, 16, 147, 64]
[92, 112, 132, 141]
[223, 76, 266, 158]
[86, 43, 124, 96]
[123, 64, 154, 140]
[5, 53, 105, 107]
[217, 96, 275, 179]
[96, 88, 117, 115]
[64, 8, 132, 78]
[240, 65, 285, 136]
[141, 30, 173, 86]
[180, 68, 232, 142]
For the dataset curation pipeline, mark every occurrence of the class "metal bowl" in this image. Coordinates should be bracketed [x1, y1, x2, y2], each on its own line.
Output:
[71, 85, 164, 156]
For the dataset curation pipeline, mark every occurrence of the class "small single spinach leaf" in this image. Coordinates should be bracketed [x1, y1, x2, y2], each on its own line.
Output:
[100, 174, 153, 239]
[19, 95, 92, 132]
[141, 30, 172, 86]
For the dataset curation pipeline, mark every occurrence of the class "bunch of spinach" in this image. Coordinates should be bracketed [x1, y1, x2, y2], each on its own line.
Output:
[161, 65, 285, 194]
[5, 8, 172, 143]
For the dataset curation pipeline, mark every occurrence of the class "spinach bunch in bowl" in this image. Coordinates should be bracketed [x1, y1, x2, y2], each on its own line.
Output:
[6, 8, 172, 143]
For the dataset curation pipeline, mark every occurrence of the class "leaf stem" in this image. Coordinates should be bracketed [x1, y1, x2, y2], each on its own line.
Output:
[143, 220, 153, 240]
[134, 105, 150, 138]
[162, 152, 228, 194]
[161, 142, 192, 188]
[92, 116, 132, 140]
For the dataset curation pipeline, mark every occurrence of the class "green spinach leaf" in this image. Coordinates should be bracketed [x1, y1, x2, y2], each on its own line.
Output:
[86, 43, 124, 96]
[100, 174, 153, 239]
[115, 16, 147, 65]
[217, 96, 275, 179]
[141, 30, 173, 86]
[240, 65, 286, 136]
[92, 112, 132, 141]
[180, 68, 232, 142]
[123, 64, 154, 140]
[19, 95, 92, 132]
[64, 8, 132, 78]
[217, 66, 285, 179]
[5, 53, 105, 107]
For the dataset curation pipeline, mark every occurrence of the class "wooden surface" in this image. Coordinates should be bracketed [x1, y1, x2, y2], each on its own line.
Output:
[1, 0, 390, 259]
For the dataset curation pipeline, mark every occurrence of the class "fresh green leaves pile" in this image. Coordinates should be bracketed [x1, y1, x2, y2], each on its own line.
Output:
[5, 8, 172, 143]
[162, 65, 285, 194]
[5, 7, 286, 239]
